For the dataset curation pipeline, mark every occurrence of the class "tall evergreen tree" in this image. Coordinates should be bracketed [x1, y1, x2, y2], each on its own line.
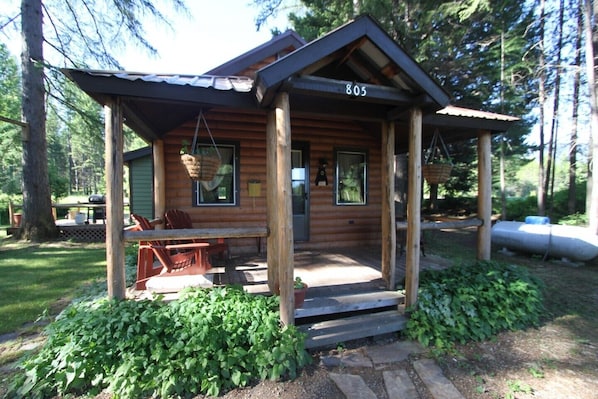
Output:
[255, 0, 536, 199]
[5, 0, 186, 241]
[0, 44, 22, 196]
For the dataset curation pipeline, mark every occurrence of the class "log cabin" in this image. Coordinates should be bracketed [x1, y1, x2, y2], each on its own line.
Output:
[63, 15, 518, 330]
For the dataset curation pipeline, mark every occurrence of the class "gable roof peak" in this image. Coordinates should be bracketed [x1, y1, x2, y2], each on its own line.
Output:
[254, 15, 451, 109]
[205, 29, 306, 77]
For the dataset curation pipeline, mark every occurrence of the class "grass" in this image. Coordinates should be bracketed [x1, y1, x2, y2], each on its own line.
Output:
[0, 240, 106, 335]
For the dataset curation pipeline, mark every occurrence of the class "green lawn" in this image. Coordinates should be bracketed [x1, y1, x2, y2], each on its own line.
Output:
[0, 241, 106, 335]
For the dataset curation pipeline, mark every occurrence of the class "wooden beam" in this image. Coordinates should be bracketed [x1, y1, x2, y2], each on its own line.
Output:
[124, 226, 268, 241]
[153, 139, 165, 226]
[105, 97, 126, 299]
[396, 218, 483, 230]
[405, 107, 422, 308]
[477, 130, 492, 260]
[275, 92, 295, 326]
[286, 75, 415, 105]
[266, 110, 279, 294]
[381, 121, 396, 289]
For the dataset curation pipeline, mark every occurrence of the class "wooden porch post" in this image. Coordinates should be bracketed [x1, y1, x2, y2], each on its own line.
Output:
[153, 139, 166, 225]
[266, 110, 279, 293]
[274, 92, 295, 326]
[477, 129, 492, 260]
[381, 121, 396, 289]
[105, 97, 126, 299]
[405, 108, 422, 308]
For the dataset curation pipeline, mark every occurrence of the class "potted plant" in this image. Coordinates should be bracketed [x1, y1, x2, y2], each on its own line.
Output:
[422, 158, 452, 184]
[179, 140, 221, 181]
[294, 276, 308, 308]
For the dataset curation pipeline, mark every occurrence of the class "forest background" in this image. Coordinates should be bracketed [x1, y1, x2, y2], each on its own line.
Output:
[0, 0, 596, 235]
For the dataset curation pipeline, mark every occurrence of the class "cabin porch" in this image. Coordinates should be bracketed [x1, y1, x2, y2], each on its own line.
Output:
[132, 243, 457, 349]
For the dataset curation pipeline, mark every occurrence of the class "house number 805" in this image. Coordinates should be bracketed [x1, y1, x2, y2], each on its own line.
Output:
[345, 83, 367, 97]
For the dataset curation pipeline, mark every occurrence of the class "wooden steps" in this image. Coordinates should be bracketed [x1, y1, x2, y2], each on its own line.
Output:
[295, 290, 404, 318]
[299, 310, 407, 349]
[296, 291, 407, 349]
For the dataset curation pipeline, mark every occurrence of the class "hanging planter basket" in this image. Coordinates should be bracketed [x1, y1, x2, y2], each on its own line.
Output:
[181, 153, 221, 181]
[180, 110, 222, 182]
[423, 129, 453, 185]
[423, 163, 453, 184]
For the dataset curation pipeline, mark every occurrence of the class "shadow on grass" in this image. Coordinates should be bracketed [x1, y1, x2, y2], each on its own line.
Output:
[0, 241, 106, 335]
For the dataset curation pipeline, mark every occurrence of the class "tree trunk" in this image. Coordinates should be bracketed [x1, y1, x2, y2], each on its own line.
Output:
[546, 0, 565, 212]
[19, 0, 58, 241]
[428, 183, 439, 211]
[569, 0, 582, 214]
[585, 0, 598, 234]
[537, 0, 547, 216]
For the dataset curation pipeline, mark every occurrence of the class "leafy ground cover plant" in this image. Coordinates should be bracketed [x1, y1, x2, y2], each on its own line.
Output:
[406, 260, 544, 349]
[8, 286, 311, 398]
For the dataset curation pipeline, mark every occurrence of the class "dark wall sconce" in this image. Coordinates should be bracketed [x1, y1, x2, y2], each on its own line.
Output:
[315, 158, 328, 186]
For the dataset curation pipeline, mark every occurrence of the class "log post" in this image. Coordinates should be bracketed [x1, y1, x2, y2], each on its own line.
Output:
[405, 107, 422, 308]
[274, 92, 295, 326]
[105, 97, 126, 299]
[266, 110, 279, 294]
[381, 121, 396, 289]
[153, 139, 166, 227]
[477, 130, 492, 260]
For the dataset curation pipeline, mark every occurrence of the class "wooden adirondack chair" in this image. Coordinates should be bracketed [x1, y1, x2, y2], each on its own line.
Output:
[131, 213, 212, 290]
[164, 209, 229, 263]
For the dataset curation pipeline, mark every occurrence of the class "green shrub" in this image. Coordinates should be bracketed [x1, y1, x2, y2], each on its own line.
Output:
[8, 286, 311, 398]
[406, 261, 544, 349]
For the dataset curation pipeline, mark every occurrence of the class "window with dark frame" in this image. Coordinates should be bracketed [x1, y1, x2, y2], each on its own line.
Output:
[193, 142, 239, 206]
[335, 149, 367, 205]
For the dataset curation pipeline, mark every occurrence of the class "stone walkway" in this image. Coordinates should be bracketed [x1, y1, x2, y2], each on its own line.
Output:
[321, 341, 465, 399]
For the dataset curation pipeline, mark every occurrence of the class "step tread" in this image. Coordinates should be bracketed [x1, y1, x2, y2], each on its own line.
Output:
[295, 291, 404, 319]
[300, 310, 407, 349]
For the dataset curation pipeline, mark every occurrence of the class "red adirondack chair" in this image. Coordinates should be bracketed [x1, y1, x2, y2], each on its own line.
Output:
[131, 213, 212, 290]
[164, 209, 229, 263]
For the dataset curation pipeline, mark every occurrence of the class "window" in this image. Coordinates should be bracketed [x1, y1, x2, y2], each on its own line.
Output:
[193, 142, 239, 206]
[335, 149, 367, 205]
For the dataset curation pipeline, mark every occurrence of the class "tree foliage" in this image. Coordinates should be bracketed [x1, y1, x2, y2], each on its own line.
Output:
[256, 0, 537, 203]
[0, 1, 182, 239]
[0, 44, 22, 196]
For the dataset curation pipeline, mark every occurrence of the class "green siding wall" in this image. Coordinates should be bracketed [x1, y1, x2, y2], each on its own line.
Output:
[129, 155, 154, 219]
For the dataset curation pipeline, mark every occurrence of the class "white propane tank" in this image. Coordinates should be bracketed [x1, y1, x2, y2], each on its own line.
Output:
[491, 220, 598, 262]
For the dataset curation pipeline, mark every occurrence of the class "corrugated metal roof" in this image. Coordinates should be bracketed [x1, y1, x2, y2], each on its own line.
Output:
[438, 105, 520, 122]
[91, 70, 254, 92]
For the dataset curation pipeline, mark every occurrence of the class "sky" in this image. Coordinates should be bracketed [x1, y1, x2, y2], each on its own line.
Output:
[0, 1, 588, 153]
[116, 2, 292, 74]
[1, 0, 292, 75]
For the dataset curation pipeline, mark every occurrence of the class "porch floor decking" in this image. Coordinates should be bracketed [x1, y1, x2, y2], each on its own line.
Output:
[221, 247, 452, 296]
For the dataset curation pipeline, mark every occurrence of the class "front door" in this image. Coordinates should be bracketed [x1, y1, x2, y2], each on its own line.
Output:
[291, 143, 309, 241]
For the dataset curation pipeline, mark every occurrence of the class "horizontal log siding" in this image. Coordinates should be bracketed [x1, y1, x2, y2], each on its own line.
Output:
[163, 109, 382, 254]
[292, 117, 382, 251]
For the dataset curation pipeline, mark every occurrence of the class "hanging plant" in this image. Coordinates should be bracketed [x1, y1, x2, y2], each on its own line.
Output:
[423, 129, 453, 184]
[180, 111, 222, 181]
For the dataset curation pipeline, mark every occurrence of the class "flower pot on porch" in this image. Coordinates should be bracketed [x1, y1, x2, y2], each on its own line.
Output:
[294, 284, 308, 308]
[274, 278, 309, 308]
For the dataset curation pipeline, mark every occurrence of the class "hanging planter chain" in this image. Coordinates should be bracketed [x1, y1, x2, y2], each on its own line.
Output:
[423, 129, 453, 184]
[181, 110, 222, 181]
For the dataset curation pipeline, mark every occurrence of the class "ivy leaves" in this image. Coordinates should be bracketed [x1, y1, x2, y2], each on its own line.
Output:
[406, 261, 545, 349]
[9, 286, 311, 398]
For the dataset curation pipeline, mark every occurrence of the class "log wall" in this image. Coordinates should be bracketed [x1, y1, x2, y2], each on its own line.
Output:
[163, 108, 383, 254]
